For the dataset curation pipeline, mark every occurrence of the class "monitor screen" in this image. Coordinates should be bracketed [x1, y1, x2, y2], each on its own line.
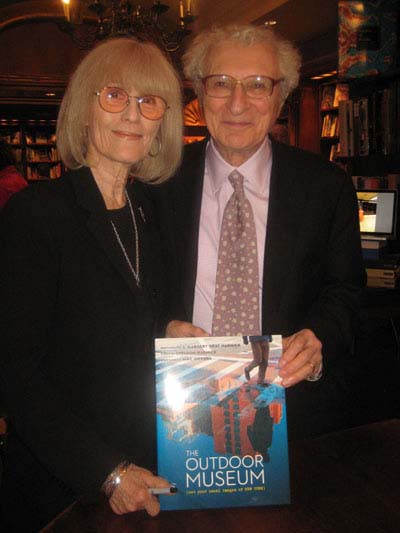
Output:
[357, 189, 397, 238]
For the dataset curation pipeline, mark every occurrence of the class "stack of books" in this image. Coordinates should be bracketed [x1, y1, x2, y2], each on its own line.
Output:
[361, 238, 387, 261]
[365, 254, 400, 289]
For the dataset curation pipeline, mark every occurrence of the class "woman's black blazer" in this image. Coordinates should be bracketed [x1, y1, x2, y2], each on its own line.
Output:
[0, 167, 170, 499]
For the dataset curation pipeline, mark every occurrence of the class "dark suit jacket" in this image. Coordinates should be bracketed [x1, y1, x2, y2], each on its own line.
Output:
[0, 167, 170, 503]
[151, 139, 366, 437]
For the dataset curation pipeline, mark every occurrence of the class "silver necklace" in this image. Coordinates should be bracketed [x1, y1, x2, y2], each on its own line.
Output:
[110, 191, 140, 286]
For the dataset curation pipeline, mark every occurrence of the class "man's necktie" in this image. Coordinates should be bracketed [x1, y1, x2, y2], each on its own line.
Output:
[212, 170, 260, 336]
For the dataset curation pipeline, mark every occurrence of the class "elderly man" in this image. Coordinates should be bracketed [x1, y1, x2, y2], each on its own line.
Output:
[158, 25, 365, 438]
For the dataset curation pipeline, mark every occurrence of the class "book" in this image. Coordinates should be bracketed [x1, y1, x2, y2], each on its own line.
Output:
[364, 253, 400, 269]
[321, 84, 335, 110]
[367, 276, 399, 288]
[366, 266, 400, 278]
[354, 175, 386, 190]
[333, 84, 350, 108]
[362, 247, 388, 261]
[338, 100, 354, 156]
[329, 143, 339, 162]
[387, 174, 400, 190]
[353, 98, 370, 156]
[155, 335, 290, 511]
[361, 239, 388, 250]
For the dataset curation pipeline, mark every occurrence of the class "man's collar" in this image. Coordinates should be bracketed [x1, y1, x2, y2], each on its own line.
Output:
[205, 137, 272, 195]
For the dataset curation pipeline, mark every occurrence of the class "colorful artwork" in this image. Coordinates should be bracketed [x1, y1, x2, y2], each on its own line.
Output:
[338, 0, 399, 78]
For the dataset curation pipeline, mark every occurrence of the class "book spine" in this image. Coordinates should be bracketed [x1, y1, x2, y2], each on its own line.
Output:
[367, 277, 398, 288]
[338, 100, 349, 156]
[362, 242, 386, 250]
[366, 268, 399, 279]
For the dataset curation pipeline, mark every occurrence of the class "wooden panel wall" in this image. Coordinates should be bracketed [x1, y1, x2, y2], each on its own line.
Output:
[0, 21, 84, 80]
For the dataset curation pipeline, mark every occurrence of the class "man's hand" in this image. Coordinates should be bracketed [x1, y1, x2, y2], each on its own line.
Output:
[279, 329, 323, 387]
[109, 464, 170, 517]
[166, 320, 209, 338]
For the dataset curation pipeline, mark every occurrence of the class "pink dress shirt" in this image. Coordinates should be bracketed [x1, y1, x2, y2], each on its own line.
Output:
[192, 137, 272, 334]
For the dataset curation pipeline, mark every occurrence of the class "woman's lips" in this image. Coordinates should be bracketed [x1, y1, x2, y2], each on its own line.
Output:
[112, 130, 142, 139]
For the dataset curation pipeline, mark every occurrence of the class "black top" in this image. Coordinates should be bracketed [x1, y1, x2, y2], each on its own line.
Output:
[0, 167, 173, 521]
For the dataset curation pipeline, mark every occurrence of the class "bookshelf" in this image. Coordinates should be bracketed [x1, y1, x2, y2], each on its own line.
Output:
[0, 101, 63, 181]
[0, 116, 62, 181]
[317, 71, 400, 175]
[319, 82, 349, 161]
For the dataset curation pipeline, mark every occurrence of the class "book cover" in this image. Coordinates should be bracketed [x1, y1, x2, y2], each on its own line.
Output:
[155, 335, 290, 511]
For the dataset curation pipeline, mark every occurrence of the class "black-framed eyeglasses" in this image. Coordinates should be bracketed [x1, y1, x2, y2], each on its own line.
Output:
[95, 86, 169, 120]
[202, 74, 284, 99]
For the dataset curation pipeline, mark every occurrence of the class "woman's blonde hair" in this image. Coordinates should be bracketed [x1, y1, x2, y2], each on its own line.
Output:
[57, 37, 183, 183]
[183, 24, 301, 110]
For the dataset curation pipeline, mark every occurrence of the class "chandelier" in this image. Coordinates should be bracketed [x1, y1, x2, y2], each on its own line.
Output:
[60, 1, 196, 51]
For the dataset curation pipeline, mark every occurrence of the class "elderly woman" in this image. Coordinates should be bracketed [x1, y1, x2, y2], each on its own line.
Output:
[0, 38, 182, 531]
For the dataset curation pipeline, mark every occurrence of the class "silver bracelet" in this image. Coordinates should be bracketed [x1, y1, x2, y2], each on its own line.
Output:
[102, 460, 130, 498]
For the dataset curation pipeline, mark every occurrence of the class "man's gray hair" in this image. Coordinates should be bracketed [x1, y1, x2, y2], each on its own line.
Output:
[183, 24, 301, 107]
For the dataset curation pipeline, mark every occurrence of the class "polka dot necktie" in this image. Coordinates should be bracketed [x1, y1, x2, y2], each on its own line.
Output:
[212, 170, 260, 336]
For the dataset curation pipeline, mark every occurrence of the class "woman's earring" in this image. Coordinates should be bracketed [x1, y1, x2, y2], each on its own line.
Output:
[149, 137, 161, 157]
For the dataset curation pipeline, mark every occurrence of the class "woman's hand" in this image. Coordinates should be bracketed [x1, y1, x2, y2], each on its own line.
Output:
[108, 464, 171, 517]
[166, 320, 209, 338]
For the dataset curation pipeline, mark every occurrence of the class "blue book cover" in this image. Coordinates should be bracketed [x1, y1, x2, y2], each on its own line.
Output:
[154, 335, 290, 511]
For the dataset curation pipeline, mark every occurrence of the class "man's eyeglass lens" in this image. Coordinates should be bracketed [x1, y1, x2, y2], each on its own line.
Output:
[203, 75, 280, 99]
[97, 87, 167, 120]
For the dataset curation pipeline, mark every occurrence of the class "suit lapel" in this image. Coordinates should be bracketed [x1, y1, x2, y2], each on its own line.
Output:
[68, 168, 140, 295]
[262, 142, 307, 329]
[172, 140, 207, 317]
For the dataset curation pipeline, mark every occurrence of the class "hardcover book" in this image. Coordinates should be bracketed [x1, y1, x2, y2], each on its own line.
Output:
[320, 84, 335, 110]
[154, 335, 290, 511]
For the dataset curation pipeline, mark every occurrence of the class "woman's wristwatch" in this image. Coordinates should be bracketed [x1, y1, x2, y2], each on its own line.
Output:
[306, 361, 323, 382]
[102, 460, 131, 498]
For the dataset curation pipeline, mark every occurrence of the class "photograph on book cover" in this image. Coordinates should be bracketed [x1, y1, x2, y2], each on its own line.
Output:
[155, 335, 290, 511]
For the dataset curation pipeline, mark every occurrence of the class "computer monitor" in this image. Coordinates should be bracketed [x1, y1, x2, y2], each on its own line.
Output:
[357, 189, 398, 239]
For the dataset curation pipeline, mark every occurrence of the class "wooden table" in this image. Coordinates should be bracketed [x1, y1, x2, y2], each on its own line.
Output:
[43, 419, 400, 533]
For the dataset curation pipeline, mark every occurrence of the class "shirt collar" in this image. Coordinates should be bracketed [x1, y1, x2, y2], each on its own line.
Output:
[205, 137, 272, 197]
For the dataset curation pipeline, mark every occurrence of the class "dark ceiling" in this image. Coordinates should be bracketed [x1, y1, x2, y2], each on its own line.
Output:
[0, 0, 339, 76]
[0, 0, 338, 43]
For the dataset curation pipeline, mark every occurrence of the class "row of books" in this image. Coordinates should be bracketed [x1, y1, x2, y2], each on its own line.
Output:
[1, 131, 57, 145]
[27, 163, 62, 180]
[320, 83, 349, 111]
[365, 253, 400, 289]
[321, 114, 339, 138]
[26, 146, 60, 163]
[353, 174, 400, 191]
[1, 131, 21, 144]
[26, 132, 57, 145]
[338, 79, 400, 157]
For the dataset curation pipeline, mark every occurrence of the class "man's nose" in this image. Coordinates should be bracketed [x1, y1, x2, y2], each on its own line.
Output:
[227, 83, 250, 114]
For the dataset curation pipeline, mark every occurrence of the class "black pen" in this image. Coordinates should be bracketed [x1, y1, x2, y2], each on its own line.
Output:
[149, 486, 178, 495]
